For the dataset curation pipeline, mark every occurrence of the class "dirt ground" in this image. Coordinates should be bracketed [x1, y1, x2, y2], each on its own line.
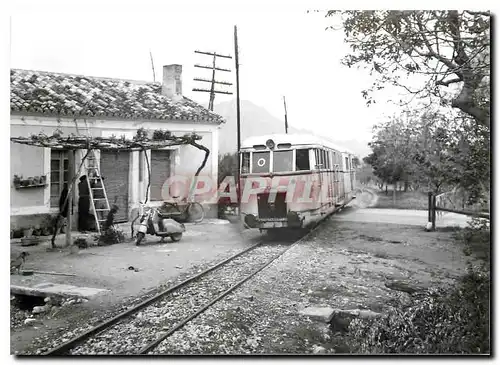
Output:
[10, 219, 261, 354]
[139, 207, 477, 354]
[10, 191, 476, 355]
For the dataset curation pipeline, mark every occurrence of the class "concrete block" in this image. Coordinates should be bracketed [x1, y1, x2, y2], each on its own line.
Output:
[299, 306, 335, 322]
[11, 282, 109, 299]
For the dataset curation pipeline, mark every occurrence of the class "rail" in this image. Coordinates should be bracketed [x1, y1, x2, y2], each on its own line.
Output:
[43, 241, 262, 355]
[42, 233, 308, 355]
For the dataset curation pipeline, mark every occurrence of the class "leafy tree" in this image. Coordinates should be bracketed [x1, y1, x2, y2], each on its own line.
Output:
[327, 10, 491, 128]
[218, 152, 238, 185]
[364, 118, 415, 192]
[364, 108, 489, 201]
[352, 156, 360, 168]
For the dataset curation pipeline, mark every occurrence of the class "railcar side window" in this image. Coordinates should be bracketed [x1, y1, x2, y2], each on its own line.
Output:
[273, 150, 293, 172]
[252, 151, 270, 173]
[241, 152, 250, 174]
[296, 149, 310, 171]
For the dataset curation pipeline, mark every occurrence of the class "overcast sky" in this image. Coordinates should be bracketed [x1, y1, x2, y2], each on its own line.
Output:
[8, 5, 447, 142]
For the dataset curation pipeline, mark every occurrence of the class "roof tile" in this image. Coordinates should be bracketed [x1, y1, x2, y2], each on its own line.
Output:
[10, 69, 224, 124]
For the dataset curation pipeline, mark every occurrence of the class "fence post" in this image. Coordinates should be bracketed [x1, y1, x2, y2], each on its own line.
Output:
[428, 192, 432, 223]
[431, 193, 437, 231]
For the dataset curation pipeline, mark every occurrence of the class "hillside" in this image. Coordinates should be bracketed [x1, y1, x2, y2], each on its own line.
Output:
[213, 99, 371, 158]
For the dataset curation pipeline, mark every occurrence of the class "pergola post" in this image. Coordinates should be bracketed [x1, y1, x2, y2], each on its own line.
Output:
[66, 150, 75, 248]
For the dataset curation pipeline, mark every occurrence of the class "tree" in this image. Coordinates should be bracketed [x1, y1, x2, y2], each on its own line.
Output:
[363, 107, 489, 200]
[218, 152, 238, 185]
[352, 156, 361, 168]
[327, 10, 491, 128]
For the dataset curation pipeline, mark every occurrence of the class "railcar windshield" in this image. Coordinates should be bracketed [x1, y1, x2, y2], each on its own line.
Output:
[241, 148, 313, 174]
[252, 151, 270, 173]
[273, 150, 293, 172]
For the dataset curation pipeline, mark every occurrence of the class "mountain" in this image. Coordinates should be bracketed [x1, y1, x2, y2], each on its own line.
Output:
[213, 99, 371, 158]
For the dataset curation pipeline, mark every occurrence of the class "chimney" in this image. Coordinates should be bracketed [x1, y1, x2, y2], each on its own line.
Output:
[162, 64, 183, 101]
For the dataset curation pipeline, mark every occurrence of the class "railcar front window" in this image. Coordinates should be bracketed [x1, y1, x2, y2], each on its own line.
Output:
[241, 152, 250, 174]
[296, 149, 310, 171]
[273, 150, 293, 172]
[252, 151, 270, 173]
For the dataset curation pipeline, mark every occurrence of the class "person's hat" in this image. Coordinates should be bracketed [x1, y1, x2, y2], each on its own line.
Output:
[79, 175, 87, 181]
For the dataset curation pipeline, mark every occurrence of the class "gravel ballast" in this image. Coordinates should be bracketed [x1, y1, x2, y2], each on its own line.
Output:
[69, 244, 291, 355]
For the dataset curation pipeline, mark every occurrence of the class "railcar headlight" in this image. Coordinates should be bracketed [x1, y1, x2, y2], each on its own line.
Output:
[266, 139, 275, 149]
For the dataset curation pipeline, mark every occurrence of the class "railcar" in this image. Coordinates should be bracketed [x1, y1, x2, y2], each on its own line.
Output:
[239, 133, 356, 231]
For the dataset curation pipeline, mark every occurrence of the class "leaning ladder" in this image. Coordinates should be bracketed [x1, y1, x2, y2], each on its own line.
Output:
[74, 120, 111, 234]
[84, 151, 111, 234]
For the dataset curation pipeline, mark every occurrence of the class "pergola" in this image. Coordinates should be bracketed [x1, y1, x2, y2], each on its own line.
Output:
[11, 128, 210, 248]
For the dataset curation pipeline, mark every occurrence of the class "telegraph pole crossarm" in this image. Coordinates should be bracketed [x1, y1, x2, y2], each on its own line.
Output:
[194, 78, 233, 86]
[194, 64, 232, 72]
[195, 50, 232, 59]
[192, 88, 233, 95]
[193, 49, 233, 111]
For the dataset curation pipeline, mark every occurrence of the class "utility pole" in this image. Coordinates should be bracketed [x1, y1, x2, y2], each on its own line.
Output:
[234, 25, 241, 210]
[149, 50, 156, 82]
[193, 50, 233, 111]
[283, 96, 288, 134]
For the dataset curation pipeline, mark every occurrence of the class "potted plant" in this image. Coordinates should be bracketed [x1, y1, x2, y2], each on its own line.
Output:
[13, 175, 22, 188]
[23, 227, 33, 238]
[40, 175, 47, 185]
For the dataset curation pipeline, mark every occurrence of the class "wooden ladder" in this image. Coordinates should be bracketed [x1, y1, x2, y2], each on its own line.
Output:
[85, 151, 111, 234]
[74, 120, 111, 235]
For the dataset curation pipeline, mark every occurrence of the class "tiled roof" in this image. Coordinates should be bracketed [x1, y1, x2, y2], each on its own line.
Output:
[10, 69, 224, 124]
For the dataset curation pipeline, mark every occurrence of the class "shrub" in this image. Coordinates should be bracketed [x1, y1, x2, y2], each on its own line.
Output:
[74, 238, 89, 249]
[96, 228, 125, 246]
[345, 264, 490, 354]
[455, 217, 490, 262]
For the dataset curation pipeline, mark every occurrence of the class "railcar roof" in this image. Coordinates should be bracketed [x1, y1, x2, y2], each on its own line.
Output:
[241, 133, 354, 154]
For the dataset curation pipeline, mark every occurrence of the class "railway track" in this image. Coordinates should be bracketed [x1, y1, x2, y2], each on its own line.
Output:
[43, 235, 306, 355]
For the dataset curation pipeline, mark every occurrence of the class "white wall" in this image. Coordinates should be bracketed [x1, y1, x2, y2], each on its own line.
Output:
[10, 114, 220, 218]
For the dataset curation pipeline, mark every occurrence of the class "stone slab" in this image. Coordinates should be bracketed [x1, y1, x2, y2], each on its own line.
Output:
[298, 306, 335, 322]
[11, 282, 109, 299]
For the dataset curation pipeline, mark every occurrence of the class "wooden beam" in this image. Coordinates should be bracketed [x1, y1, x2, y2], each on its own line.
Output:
[66, 150, 75, 247]
[436, 206, 490, 219]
